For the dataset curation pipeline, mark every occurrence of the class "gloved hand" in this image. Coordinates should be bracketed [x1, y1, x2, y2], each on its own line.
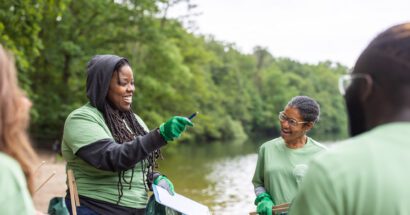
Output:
[254, 192, 274, 215]
[154, 175, 175, 195]
[159, 116, 193, 141]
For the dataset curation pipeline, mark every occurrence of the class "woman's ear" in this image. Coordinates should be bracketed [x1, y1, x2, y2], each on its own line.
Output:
[303, 122, 314, 132]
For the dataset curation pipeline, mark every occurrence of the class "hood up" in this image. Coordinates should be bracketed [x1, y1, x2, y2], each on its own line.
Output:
[86, 54, 128, 112]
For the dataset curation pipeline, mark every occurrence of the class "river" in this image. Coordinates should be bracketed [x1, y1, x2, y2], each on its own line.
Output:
[157, 139, 263, 215]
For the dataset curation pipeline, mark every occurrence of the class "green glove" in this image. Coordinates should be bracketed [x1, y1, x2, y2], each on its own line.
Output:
[159, 116, 193, 141]
[154, 175, 175, 195]
[255, 192, 274, 215]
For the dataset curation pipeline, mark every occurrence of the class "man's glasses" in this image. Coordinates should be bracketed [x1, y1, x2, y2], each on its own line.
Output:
[278, 111, 307, 127]
[338, 73, 373, 95]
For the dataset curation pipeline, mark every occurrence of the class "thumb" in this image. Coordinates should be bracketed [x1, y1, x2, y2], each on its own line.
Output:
[174, 116, 193, 127]
[181, 117, 194, 127]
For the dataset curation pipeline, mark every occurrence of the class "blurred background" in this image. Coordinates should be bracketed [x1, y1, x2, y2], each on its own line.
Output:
[2, 0, 409, 214]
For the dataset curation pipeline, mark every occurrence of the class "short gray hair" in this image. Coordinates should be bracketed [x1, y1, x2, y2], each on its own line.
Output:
[286, 96, 320, 123]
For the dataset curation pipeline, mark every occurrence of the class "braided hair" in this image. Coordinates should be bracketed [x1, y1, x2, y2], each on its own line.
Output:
[103, 59, 162, 204]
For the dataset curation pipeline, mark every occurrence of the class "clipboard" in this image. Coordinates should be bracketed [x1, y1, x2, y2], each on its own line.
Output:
[152, 184, 211, 215]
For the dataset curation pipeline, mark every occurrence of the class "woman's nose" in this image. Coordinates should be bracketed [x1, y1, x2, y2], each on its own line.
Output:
[127, 84, 135, 92]
[280, 119, 290, 128]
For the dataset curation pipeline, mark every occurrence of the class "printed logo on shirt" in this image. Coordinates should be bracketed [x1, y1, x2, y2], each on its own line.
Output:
[293, 164, 308, 185]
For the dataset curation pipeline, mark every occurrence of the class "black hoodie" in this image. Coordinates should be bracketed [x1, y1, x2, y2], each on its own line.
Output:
[86, 54, 125, 112]
[77, 54, 166, 171]
[71, 55, 166, 213]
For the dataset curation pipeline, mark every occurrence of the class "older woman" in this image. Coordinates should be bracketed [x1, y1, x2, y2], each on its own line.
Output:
[61, 55, 192, 215]
[252, 96, 327, 215]
[0, 45, 38, 214]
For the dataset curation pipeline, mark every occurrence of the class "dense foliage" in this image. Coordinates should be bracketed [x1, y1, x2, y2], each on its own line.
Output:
[1, 0, 349, 145]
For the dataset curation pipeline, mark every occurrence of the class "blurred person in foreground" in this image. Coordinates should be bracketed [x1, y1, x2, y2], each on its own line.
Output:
[62, 54, 193, 215]
[290, 23, 410, 214]
[0, 45, 38, 214]
[252, 96, 327, 215]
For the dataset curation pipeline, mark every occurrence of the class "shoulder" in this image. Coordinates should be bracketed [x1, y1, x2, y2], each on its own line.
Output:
[63, 103, 112, 150]
[0, 153, 27, 191]
[261, 137, 283, 147]
[308, 138, 365, 179]
[66, 103, 103, 121]
[0, 153, 21, 174]
[64, 103, 105, 128]
[259, 137, 283, 151]
[0, 153, 35, 214]
[291, 132, 385, 214]
[307, 137, 328, 150]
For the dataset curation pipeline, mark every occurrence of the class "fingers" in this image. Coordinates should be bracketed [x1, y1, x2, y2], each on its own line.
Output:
[170, 117, 193, 135]
[174, 116, 194, 127]
[184, 118, 194, 127]
[166, 179, 175, 195]
[157, 177, 175, 195]
[160, 116, 194, 141]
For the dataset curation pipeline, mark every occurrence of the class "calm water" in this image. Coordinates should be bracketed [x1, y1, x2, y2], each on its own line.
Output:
[157, 139, 263, 215]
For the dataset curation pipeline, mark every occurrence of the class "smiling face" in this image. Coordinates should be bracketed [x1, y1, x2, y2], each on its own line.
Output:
[279, 106, 313, 143]
[107, 65, 135, 112]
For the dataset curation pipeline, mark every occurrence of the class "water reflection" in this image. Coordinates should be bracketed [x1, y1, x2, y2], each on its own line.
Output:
[205, 154, 257, 214]
[157, 139, 262, 214]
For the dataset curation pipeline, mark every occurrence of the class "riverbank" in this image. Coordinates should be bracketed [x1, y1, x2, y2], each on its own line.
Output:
[32, 140, 260, 214]
[33, 151, 67, 213]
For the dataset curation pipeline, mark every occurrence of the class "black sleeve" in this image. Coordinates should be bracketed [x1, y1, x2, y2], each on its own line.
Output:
[76, 129, 166, 171]
[146, 171, 162, 191]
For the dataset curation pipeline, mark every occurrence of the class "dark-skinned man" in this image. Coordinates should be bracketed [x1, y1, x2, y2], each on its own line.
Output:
[289, 23, 410, 215]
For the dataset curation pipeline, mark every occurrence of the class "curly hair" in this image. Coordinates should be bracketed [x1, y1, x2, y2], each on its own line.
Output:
[286, 96, 320, 123]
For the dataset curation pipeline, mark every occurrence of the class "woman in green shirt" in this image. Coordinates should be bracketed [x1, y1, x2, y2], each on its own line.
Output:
[62, 55, 193, 215]
[0, 46, 38, 214]
[252, 96, 327, 215]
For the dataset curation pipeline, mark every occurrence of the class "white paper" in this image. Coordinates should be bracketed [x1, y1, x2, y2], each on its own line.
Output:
[152, 184, 211, 215]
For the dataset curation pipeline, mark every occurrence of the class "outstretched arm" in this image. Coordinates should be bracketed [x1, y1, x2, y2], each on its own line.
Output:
[76, 129, 165, 171]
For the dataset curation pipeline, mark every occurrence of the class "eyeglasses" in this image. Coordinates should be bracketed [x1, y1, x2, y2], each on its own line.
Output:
[278, 111, 307, 127]
[338, 73, 373, 95]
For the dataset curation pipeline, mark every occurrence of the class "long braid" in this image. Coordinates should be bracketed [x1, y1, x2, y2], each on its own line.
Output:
[103, 102, 162, 204]
[125, 109, 163, 191]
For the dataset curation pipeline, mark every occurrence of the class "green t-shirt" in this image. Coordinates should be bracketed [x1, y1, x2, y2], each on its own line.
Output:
[61, 103, 149, 208]
[0, 152, 35, 215]
[290, 122, 410, 215]
[252, 137, 327, 204]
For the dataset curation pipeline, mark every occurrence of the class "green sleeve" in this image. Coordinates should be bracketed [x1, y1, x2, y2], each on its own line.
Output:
[64, 109, 111, 153]
[252, 145, 265, 188]
[134, 114, 149, 132]
[289, 158, 340, 215]
[0, 154, 35, 214]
